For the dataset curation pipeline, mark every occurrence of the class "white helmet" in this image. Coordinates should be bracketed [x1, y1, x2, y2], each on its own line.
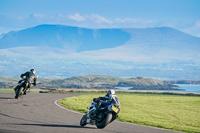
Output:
[107, 89, 115, 96]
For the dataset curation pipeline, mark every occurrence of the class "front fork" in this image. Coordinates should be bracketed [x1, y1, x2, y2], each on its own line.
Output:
[85, 112, 96, 125]
[24, 82, 29, 90]
[20, 82, 29, 94]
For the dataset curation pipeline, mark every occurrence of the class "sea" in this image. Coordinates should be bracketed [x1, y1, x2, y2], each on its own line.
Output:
[115, 84, 200, 93]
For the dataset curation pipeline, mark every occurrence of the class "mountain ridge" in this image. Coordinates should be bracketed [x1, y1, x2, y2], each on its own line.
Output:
[0, 24, 199, 79]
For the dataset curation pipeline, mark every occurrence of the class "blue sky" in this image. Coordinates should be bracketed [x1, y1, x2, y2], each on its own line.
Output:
[0, 0, 200, 36]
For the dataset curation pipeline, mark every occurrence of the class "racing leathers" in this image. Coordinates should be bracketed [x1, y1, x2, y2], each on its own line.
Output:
[17, 71, 37, 94]
[93, 94, 120, 115]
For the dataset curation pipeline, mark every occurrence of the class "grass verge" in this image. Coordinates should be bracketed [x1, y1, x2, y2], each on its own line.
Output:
[0, 88, 49, 93]
[58, 93, 200, 133]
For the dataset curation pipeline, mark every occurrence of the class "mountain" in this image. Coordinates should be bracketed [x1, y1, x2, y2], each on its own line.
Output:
[0, 24, 131, 52]
[0, 24, 200, 79]
[1, 25, 199, 62]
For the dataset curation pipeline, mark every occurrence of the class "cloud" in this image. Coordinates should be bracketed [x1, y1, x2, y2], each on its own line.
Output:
[89, 14, 112, 24]
[68, 13, 112, 24]
[67, 13, 155, 28]
[195, 20, 200, 27]
[29, 13, 44, 18]
[68, 13, 85, 21]
[114, 18, 139, 23]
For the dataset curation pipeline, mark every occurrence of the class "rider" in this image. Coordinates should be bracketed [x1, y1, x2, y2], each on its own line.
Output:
[93, 89, 120, 115]
[15, 69, 37, 95]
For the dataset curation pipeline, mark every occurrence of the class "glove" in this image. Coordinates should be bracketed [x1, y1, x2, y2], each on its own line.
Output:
[33, 83, 36, 86]
[93, 98, 99, 102]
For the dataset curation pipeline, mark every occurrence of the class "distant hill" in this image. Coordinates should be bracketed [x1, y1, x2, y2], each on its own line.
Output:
[0, 75, 179, 90]
[0, 24, 200, 79]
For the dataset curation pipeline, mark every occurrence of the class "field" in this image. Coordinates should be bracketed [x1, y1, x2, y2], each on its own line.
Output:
[58, 93, 200, 133]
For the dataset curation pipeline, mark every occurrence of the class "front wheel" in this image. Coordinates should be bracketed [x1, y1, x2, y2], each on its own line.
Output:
[96, 113, 112, 129]
[80, 114, 87, 126]
[15, 87, 22, 99]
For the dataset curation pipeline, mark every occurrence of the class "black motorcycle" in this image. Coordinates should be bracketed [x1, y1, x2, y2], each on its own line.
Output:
[80, 99, 120, 129]
[14, 79, 29, 99]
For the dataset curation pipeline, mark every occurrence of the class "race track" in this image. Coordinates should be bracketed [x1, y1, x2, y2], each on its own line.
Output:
[0, 93, 181, 133]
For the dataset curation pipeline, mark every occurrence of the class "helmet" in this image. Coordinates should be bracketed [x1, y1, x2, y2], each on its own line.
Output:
[107, 89, 115, 96]
[30, 69, 36, 74]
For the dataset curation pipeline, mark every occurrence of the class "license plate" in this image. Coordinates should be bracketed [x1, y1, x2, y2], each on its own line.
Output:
[112, 105, 119, 113]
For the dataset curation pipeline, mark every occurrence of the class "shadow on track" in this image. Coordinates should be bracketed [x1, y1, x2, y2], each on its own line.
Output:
[18, 123, 96, 129]
[0, 97, 14, 99]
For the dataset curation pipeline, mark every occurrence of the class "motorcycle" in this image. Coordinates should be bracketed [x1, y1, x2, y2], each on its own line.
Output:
[14, 79, 29, 99]
[80, 99, 120, 129]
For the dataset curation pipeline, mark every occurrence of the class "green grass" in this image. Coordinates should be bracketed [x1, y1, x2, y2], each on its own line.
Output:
[0, 88, 48, 93]
[58, 93, 200, 133]
[0, 88, 15, 93]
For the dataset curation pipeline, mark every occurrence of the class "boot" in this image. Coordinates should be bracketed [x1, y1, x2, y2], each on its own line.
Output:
[23, 90, 26, 95]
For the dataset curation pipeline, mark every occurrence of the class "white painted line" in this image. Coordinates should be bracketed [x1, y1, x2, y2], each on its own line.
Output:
[54, 99, 84, 115]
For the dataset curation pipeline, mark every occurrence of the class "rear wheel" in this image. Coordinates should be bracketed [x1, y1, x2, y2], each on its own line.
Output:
[96, 113, 112, 129]
[80, 114, 87, 126]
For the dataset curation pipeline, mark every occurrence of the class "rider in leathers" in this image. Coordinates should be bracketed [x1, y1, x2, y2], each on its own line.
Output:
[93, 89, 120, 116]
[14, 69, 37, 95]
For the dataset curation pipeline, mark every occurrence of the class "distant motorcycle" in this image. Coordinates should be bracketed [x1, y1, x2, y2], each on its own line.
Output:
[14, 78, 29, 99]
[80, 99, 120, 129]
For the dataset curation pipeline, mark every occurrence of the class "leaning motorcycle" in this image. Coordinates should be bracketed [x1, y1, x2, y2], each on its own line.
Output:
[14, 79, 29, 99]
[80, 99, 120, 129]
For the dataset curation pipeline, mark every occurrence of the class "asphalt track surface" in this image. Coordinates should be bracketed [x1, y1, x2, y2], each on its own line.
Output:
[0, 93, 181, 133]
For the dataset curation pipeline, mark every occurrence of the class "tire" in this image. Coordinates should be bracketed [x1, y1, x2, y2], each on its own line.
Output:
[14, 86, 19, 94]
[80, 114, 87, 126]
[110, 114, 118, 123]
[15, 87, 22, 99]
[96, 113, 112, 129]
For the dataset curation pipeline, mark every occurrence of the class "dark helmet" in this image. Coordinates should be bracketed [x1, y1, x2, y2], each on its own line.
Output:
[30, 69, 36, 74]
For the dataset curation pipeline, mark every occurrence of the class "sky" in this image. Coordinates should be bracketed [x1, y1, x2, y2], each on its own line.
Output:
[0, 0, 200, 36]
